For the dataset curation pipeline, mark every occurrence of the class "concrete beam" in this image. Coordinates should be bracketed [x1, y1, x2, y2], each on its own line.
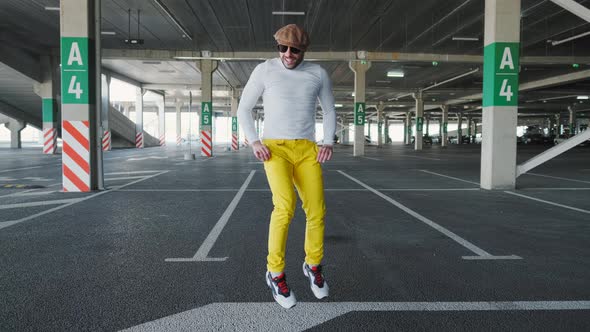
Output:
[549, 0, 590, 23]
[102, 49, 590, 65]
[445, 69, 590, 106]
[517, 129, 590, 177]
[0, 100, 41, 129]
[101, 67, 142, 87]
[0, 45, 41, 82]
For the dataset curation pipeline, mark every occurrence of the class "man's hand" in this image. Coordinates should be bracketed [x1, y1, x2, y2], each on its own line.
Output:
[317, 144, 333, 163]
[251, 141, 271, 161]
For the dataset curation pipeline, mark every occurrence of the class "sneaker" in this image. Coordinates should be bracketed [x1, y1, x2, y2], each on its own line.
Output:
[302, 262, 329, 299]
[266, 271, 296, 309]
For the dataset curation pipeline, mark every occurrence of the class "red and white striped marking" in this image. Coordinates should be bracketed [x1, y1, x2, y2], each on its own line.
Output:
[136, 132, 144, 149]
[62, 120, 90, 192]
[43, 128, 57, 154]
[244, 138, 249, 147]
[231, 133, 238, 151]
[102, 129, 111, 151]
[201, 130, 212, 157]
[176, 135, 182, 146]
[159, 134, 166, 146]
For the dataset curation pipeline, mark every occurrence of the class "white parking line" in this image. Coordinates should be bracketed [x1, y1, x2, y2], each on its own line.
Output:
[105, 171, 164, 175]
[116, 189, 239, 192]
[0, 171, 169, 231]
[361, 156, 382, 161]
[166, 170, 256, 262]
[420, 170, 479, 185]
[0, 199, 80, 210]
[504, 191, 590, 215]
[403, 155, 442, 161]
[526, 173, 590, 184]
[0, 166, 44, 173]
[105, 176, 152, 181]
[521, 188, 590, 191]
[337, 171, 520, 260]
[121, 301, 590, 332]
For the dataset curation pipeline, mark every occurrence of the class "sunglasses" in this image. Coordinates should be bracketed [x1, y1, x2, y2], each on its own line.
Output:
[277, 44, 302, 54]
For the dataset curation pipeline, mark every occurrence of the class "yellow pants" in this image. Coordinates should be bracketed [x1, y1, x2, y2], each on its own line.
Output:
[263, 139, 326, 273]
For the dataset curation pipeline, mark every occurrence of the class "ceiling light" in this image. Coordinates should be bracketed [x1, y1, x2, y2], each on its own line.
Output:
[272, 11, 305, 15]
[335, 104, 343, 108]
[44, 6, 60, 11]
[101, 31, 116, 35]
[452, 36, 479, 41]
[387, 71, 404, 78]
[577, 96, 589, 100]
[351, 92, 355, 97]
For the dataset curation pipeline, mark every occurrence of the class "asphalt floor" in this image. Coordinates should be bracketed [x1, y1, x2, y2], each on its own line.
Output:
[0, 142, 589, 331]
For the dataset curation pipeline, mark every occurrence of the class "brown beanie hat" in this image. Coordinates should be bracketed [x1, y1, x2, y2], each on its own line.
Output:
[273, 24, 310, 51]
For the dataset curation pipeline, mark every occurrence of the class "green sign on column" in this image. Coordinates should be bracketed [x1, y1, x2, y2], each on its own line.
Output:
[483, 42, 519, 107]
[354, 102, 365, 125]
[416, 117, 424, 132]
[443, 122, 448, 134]
[201, 101, 212, 126]
[232, 117, 238, 131]
[61, 38, 89, 104]
[42, 99, 56, 122]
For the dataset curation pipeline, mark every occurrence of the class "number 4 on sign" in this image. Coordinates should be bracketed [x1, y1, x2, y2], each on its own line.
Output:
[499, 79, 513, 102]
[68, 76, 83, 99]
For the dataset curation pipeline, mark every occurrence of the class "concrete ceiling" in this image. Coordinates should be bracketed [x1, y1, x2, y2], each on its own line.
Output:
[1, 0, 590, 121]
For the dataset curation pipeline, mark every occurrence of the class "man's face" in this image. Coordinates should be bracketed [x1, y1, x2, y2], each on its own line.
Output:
[278, 44, 304, 69]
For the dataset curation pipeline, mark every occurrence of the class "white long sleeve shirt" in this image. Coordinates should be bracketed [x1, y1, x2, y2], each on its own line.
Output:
[237, 58, 336, 145]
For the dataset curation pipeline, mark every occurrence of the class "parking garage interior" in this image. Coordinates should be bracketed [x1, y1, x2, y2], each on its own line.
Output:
[1, 0, 590, 331]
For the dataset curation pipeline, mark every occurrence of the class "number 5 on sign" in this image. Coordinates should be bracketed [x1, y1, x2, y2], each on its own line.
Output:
[499, 79, 513, 102]
[68, 76, 83, 99]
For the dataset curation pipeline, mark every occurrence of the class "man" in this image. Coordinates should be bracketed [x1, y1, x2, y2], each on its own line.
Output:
[237, 24, 336, 309]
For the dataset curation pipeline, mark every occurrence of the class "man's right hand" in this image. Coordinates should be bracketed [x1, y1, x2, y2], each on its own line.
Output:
[251, 141, 271, 161]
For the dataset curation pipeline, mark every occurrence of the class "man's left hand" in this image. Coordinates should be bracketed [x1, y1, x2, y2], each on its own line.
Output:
[317, 145, 333, 163]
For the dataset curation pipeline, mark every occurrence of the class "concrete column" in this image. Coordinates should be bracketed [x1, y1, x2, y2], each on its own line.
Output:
[60, 0, 99, 191]
[5, 119, 26, 149]
[413, 92, 424, 150]
[425, 115, 430, 136]
[467, 115, 473, 143]
[158, 97, 166, 146]
[367, 119, 371, 142]
[480, 0, 521, 190]
[123, 103, 130, 117]
[473, 119, 478, 141]
[230, 89, 239, 151]
[441, 105, 448, 147]
[405, 112, 412, 145]
[196, 59, 218, 157]
[568, 105, 576, 135]
[555, 113, 561, 135]
[135, 87, 144, 148]
[457, 113, 463, 143]
[101, 74, 111, 151]
[377, 101, 384, 147]
[384, 116, 390, 144]
[349, 60, 371, 156]
[34, 56, 59, 154]
[175, 99, 183, 146]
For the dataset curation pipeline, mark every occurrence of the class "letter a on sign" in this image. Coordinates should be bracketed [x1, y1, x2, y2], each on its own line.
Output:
[499, 47, 514, 70]
[203, 103, 210, 113]
[67, 42, 83, 66]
